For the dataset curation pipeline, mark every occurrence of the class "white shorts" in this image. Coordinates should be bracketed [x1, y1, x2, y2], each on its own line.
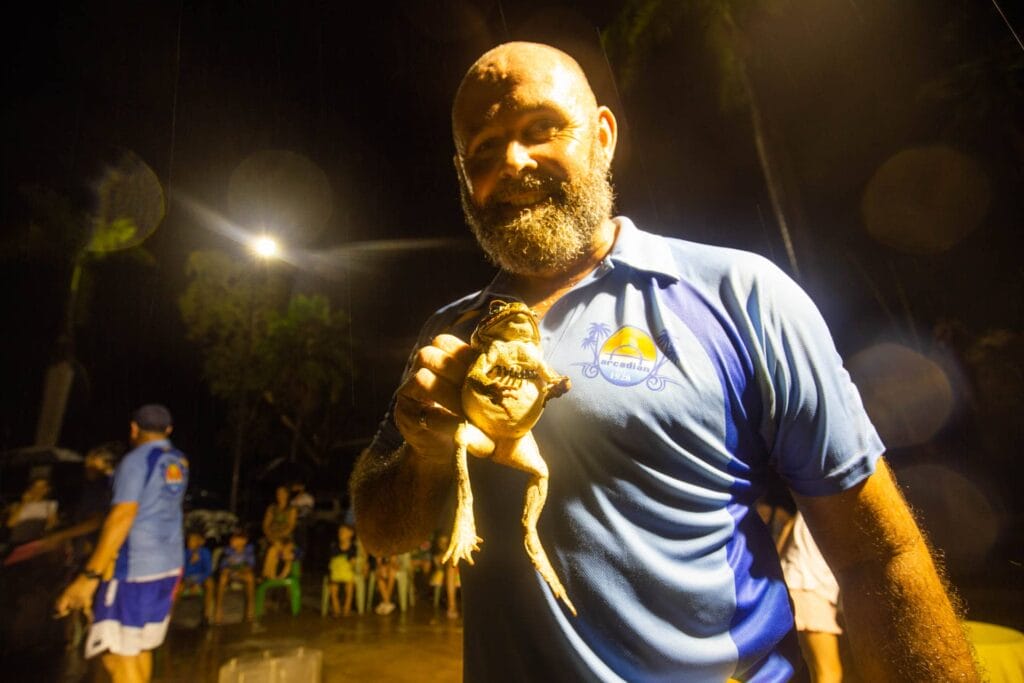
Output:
[85, 570, 180, 658]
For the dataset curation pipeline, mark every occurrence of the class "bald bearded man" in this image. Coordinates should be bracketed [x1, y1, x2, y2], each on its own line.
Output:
[351, 42, 979, 682]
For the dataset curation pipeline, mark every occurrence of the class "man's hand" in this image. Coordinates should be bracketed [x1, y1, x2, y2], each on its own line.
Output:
[394, 334, 476, 462]
[54, 575, 99, 620]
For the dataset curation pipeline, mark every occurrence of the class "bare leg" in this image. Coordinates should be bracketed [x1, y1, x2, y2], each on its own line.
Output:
[138, 651, 152, 682]
[491, 432, 576, 615]
[329, 583, 340, 617]
[262, 544, 280, 580]
[203, 578, 215, 620]
[342, 582, 354, 615]
[378, 570, 395, 604]
[445, 562, 459, 618]
[214, 572, 228, 623]
[242, 573, 255, 621]
[102, 652, 149, 683]
[798, 631, 844, 683]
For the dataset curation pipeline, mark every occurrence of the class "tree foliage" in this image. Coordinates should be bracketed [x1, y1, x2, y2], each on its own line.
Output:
[179, 249, 351, 467]
[261, 293, 352, 465]
[178, 249, 288, 400]
[602, 0, 788, 110]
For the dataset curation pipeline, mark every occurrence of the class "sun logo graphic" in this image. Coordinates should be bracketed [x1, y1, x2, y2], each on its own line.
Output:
[162, 461, 186, 494]
[574, 323, 680, 390]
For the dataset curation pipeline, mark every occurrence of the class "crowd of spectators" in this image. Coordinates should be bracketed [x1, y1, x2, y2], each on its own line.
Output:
[0, 442, 467, 680]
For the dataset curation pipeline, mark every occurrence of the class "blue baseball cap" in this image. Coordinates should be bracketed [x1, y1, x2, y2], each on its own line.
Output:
[132, 404, 173, 431]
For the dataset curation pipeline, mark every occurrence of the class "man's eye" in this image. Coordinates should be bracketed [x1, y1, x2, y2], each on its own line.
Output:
[525, 120, 559, 141]
[472, 137, 501, 156]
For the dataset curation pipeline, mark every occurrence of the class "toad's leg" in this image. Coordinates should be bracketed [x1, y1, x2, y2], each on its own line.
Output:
[443, 421, 491, 566]
[492, 433, 577, 616]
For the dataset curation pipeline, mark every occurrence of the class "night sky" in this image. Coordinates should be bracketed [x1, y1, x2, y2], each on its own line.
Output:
[2, 0, 1022, 552]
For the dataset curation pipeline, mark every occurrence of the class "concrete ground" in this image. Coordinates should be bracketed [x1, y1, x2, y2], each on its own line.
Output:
[154, 584, 462, 683]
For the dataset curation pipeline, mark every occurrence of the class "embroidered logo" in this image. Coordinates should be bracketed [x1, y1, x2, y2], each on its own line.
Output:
[573, 323, 680, 390]
[162, 461, 186, 495]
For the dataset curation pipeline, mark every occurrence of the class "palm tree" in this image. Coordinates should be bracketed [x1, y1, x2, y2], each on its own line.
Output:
[603, 0, 808, 281]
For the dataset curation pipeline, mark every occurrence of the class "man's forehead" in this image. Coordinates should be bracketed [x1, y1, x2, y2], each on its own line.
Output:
[453, 45, 594, 142]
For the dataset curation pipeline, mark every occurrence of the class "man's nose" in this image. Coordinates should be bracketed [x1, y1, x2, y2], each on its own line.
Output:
[499, 140, 537, 177]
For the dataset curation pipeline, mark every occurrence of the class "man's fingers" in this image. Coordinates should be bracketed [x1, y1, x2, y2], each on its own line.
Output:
[415, 336, 472, 385]
[395, 394, 461, 435]
[400, 367, 463, 413]
[432, 333, 474, 358]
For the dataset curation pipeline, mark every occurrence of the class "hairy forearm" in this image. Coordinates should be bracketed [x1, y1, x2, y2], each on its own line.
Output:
[837, 537, 979, 681]
[350, 442, 454, 556]
[800, 461, 980, 682]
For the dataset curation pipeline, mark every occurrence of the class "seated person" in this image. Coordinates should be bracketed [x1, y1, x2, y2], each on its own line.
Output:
[373, 554, 397, 615]
[6, 476, 59, 545]
[181, 530, 215, 621]
[327, 523, 357, 617]
[214, 527, 256, 623]
[261, 485, 297, 580]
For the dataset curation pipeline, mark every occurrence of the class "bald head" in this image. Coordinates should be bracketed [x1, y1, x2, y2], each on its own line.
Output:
[452, 42, 600, 155]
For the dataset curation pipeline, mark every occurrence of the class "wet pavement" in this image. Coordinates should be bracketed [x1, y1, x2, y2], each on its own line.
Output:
[154, 584, 462, 682]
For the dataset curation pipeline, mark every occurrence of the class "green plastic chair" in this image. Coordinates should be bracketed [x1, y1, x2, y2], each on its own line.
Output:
[254, 560, 302, 618]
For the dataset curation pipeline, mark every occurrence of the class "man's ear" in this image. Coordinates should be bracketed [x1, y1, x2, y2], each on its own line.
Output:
[596, 106, 618, 162]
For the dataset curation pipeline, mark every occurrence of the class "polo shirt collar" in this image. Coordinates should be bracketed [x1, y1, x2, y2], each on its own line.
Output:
[605, 216, 679, 282]
[472, 215, 679, 311]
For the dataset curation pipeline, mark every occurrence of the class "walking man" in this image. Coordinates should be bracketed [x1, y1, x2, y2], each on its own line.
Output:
[56, 404, 188, 683]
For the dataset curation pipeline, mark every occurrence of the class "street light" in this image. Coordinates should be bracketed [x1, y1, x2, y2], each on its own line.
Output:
[251, 234, 280, 259]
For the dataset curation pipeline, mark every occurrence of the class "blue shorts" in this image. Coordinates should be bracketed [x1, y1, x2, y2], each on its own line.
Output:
[86, 570, 181, 658]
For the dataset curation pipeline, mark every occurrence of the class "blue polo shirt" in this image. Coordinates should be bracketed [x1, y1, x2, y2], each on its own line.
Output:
[371, 217, 883, 682]
[111, 439, 189, 581]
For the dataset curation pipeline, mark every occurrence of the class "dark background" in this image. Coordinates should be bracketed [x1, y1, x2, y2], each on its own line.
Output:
[1, 0, 1021, 618]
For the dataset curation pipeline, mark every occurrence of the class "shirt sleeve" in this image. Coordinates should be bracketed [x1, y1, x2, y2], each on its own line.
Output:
[111, 452, 148, 505]
[752, 262, 885, 496]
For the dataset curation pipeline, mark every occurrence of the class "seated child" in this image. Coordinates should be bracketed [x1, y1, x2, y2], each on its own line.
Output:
[181, 530, 215, 621]
[214, 527, 256, 623]
[327, 523, 357, 617]
[373, 554, 397, 615]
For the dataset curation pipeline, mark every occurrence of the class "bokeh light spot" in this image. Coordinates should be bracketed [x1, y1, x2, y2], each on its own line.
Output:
[861, 145, 991, 254]
[847, 342, 954, 449]
[895, 464, 1000, 572]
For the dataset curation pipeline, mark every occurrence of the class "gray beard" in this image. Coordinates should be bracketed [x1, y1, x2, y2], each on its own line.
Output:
[459, 154, 615, 276]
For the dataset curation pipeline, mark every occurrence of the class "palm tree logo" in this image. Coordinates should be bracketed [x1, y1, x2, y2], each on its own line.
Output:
[573, 322, 612, 378]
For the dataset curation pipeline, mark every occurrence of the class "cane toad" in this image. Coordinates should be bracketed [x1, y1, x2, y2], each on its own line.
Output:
[442, 299, 576, 615]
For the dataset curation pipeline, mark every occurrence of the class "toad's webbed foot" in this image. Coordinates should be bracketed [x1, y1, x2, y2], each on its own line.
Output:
[443, 423, 486, 566]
